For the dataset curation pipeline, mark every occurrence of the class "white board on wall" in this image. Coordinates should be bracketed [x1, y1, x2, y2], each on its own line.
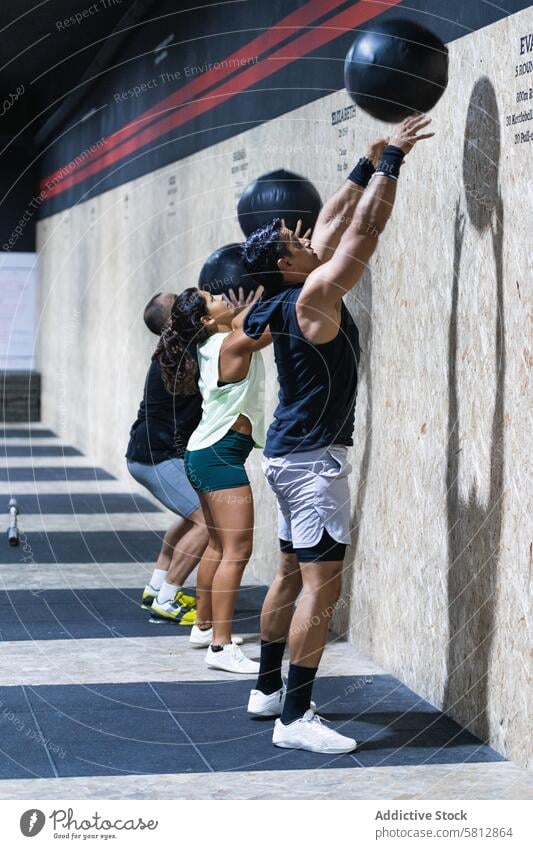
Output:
[0, 252, 36, 371]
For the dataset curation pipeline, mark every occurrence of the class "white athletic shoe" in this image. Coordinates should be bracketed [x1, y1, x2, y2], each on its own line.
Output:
[248, 686, 285, 716]
[273, 708, 357, 754]
[205, 643, 260, 674]
[247, 685, 316, 718]
[189, 625, 243, 647]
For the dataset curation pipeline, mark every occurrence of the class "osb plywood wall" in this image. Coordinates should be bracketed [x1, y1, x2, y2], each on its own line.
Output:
[37, 8, 532, 767]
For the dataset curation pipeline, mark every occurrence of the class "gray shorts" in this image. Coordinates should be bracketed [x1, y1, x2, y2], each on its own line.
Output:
[262, 445, 352, 548]
[127, 458, 201, 517]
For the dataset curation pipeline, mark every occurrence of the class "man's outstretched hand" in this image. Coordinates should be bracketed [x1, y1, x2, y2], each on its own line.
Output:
[292, 218, 312, 243]
[390, 114, 434, 154]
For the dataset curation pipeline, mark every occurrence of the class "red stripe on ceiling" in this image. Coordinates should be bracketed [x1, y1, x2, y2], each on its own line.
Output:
[42, 0, 402, 200]
[41, 0, 347, 191]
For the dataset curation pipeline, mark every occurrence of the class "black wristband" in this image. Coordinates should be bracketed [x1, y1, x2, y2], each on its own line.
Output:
[347, 156, 375, 188]
[375, 145, 405, 181]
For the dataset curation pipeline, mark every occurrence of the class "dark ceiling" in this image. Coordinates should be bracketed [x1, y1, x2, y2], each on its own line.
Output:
[0, 0, 132, 146]
[0, 0, 222, 250]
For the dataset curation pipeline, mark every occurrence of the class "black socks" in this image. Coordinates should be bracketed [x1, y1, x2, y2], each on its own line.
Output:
[256, 639, 286, 695]
[280, 663, 318, 726]
[255, 644, 318, 724]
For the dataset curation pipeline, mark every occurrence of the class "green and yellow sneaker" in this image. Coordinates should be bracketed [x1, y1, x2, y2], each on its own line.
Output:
[150, 597, 197, 625]
[143, 586, 196, 610]
[175, 590, 196, 608]
[141, 584, 158, 609]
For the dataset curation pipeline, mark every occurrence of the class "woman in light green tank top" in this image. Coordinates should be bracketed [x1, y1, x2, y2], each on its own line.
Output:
[155, 286, 270, 674]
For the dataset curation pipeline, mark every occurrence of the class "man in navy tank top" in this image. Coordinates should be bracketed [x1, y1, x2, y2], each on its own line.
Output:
[241, 115, 434, 754]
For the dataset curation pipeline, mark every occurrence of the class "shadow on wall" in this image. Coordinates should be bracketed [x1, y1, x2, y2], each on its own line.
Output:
[334, 269, 373, 637]
[444, 77, 505, 742]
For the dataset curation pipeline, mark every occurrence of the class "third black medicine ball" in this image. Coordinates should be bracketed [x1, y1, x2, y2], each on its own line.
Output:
[198, 243, 258, 298]
[344, 18, 449, 123]
[237, 169, 322, 237]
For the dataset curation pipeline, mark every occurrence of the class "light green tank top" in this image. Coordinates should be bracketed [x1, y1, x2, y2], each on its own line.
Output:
[187, 332, 265, 451]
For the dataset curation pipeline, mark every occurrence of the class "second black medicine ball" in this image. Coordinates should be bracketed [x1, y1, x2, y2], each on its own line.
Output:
[198, 243, 258, 298]
[237, 169, 322, 237]
[344, 18, 449, 123]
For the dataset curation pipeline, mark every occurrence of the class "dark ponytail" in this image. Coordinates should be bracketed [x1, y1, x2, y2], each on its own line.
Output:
[153, 288, 210, 395]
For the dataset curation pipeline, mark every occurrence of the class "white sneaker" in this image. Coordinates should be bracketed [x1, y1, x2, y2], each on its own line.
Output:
[205, 643, 260, 674]
[273, 708, 357, 754]
[247, 685, 316, 718]
[189, 625, 243, 647]
[248, 686, 285, 716]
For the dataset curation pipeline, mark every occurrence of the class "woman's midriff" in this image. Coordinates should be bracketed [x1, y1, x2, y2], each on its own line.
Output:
[230, 414, 252, 435]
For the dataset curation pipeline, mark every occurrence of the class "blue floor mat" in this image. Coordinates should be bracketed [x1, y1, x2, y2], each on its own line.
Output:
[0, 682, 207, 779]
[0, 676, 504, 779]
[0, 429, 56, 438]
[0, 586, 266, 641]
[1, 446, 82, 457]
[0, 467, 115, 482]
[0, 530, 165, 564]
[0, 493, 161, 514]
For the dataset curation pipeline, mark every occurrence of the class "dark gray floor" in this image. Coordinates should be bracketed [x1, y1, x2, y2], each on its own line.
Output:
[0, 586, 266, 641]
[0, 467, 115, 481]
[0, 677, 504, 780]
[1, 446, 82, 457]
[0, 493, 161, 514]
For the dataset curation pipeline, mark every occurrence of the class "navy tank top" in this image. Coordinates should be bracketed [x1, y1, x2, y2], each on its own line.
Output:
[243, 285, 360, 458]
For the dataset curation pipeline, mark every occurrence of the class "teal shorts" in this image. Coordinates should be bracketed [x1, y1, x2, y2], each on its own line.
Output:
[184, 430, 254, 493]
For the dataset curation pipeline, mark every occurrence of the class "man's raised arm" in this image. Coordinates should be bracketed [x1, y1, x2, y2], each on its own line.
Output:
[302, 115, 434, 309]
[311, 136, 389, 263]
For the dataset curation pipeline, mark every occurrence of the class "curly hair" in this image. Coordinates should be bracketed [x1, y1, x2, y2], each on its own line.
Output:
[153, 288, 210, 395]
[241, 218, 290, 290]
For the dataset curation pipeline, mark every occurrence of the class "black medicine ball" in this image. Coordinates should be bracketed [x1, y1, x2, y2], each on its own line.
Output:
[237, 169, 322, 237]
[198, 243, 258, 298]
[344, 18, 449, 123]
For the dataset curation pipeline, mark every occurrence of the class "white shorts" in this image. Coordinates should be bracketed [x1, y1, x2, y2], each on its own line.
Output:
[262, 445, 352, 548]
